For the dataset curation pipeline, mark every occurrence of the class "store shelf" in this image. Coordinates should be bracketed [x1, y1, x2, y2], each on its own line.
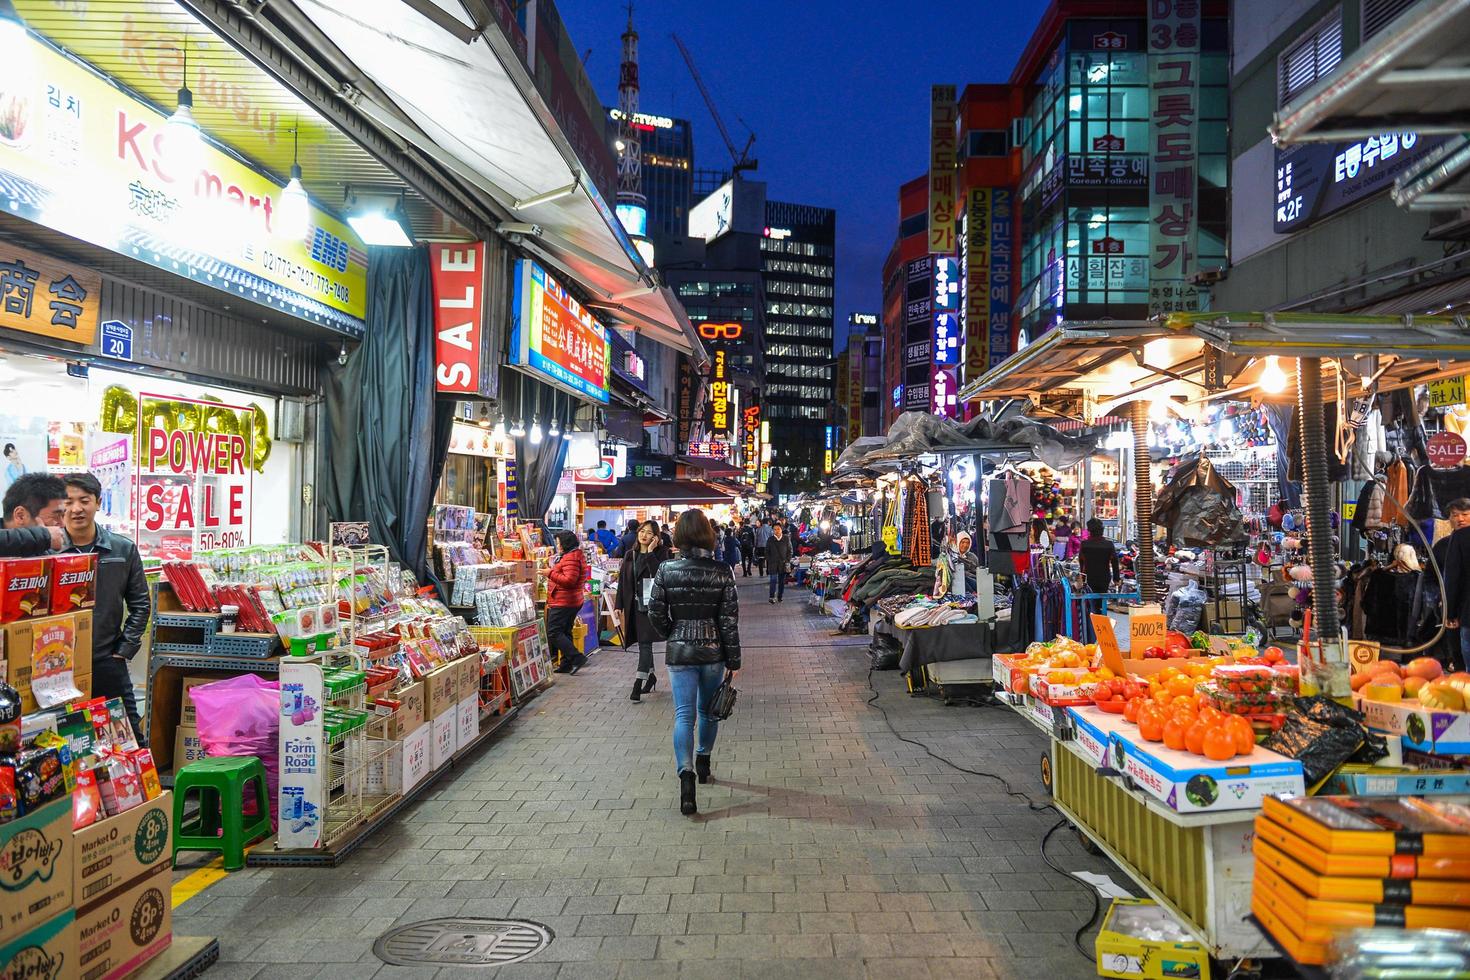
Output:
[250, 704, 522, 868]
[151, 652, 281, 673]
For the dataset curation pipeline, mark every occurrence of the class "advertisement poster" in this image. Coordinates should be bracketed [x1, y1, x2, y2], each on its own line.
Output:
[0, 32, 368, 334]
[278, 662, 324, 850]
[510, 259, 610, 403]
[134, 393, 254, 559]
[0, 427, 47, 497]
[89, 435, 132, 530]
[929, 85, 958, 253]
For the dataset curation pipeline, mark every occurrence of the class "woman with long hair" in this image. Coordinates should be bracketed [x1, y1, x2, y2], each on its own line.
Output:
[546, 529, 589, 674]
[648, 509, 741, 815]
[615, 519, 671, 702]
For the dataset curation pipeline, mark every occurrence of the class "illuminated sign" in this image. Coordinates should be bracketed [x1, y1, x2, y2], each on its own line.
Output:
[1273, 133, 1442, 232]
[676, 356, 694, 453]
[608, 108, 675, 130]
[709, 349, 731, 436]
[743, 405, 760, 477]
[687, 440, 732, 459]
[933, 256, 960, 366]
[1, 32, 368, 334]
[623, 350, 645, 381]
[1147, 0, 1201, 315]
[892, 385, 903, 407]
[963, 188, 992, 380]
[689, 181, 734, 241]
[763, 226, 792, 239]
[431, 243, 486, 394]
[824, 425, 835, 473]
[849, 313, 878, 326]
[510, 259, 610, 403]
[616, 202, 648, 237]
[696, 321, 744, 340]
[989, 188, 1013, 370]
[932, 367, 957, 418]
[929, 85, 958, 253]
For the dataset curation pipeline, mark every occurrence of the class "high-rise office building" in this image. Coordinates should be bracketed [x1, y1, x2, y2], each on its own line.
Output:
[761, 199, 836, 492]
[609, 108, 695, 252]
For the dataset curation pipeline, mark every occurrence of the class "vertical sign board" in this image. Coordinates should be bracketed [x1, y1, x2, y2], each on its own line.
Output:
[431, 243, 486, 394]
[824, 425, 835, 473]
[848, 347, 863, 439]
[989, 188, 1014, 369]
[929, 86, 958, 254]
[709, 349, 731, 440]
[135, 394, 253, 560]
[964, 188, 992, 383]
[676, 355, 694, 454]
[743, 405, 760, 477]
[1147, 0, 1201, 315]
[932, 256, 960, 366]
[279, 661, 324, 850]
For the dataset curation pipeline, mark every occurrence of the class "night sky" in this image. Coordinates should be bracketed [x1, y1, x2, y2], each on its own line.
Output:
[554, 0, 1044, 350]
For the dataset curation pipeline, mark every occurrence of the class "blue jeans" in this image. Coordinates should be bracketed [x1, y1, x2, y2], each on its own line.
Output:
[669, 662, 726, 774]
[769, 573, 784, 600]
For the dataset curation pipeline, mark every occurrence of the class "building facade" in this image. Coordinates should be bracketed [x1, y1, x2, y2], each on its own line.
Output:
[1211, 0, 1466, 315]
[608, 108, 695, 254]
[881, 177, 932, 429]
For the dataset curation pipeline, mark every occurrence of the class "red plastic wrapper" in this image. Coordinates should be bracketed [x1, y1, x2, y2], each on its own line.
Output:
[0, 557, 51, 622]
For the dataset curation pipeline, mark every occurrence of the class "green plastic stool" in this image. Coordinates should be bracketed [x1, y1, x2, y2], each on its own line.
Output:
[172, 756, 272, 871]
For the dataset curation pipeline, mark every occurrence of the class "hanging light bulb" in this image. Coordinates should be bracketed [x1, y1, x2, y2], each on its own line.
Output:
[529, 416, 544, 445]
[548, 416, 562, 439]
[0, 2, 29, 85]
[477, 404, 492, 429]
[164, 44, 204, 177]
[509, 417, 526, 438]
[491, 414, 507, 440]
[1259, 355, 1289, 394]
[278, 126, 311, 240]
[1148, 398, 1171, 423]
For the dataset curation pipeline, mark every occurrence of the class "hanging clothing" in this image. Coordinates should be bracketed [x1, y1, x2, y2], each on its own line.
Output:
[1380, 459, 1411, 527]
[987, 475, 1032, 537]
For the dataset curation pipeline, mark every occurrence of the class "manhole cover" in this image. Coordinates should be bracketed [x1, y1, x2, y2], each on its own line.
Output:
[373, 918, 554, 967]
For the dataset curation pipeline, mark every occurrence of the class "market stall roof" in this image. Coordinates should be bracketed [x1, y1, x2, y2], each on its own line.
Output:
[277, 0, 708, 364]
[959, 313, 1470, 420]
[1271, 0, 1470, 146]
[581, 479, 739, 506]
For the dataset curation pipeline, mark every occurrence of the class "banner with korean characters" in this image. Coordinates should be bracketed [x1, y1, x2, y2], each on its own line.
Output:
[929, 86, 958, 254]
[0, 242, 100, 346]
[0, 33, 367, 334]
[1146, 0, 1202, 316]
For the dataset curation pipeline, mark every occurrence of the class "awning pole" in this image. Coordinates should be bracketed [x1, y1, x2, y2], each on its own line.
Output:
[1130, 401, 1156, 602]
[1296, 356, 1350, 688]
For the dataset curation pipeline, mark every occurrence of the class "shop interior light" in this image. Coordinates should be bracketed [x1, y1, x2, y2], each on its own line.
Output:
[529, 417, 543, 445]
[0, 0, 25, 54]
[164, 44, 204, 176]
[477, 404, 492, 429]
[278, 127, 311, 241]
[345, 189, 413, 247]
[509, 417, 526, 438]
[1148, 398, 1171, 423]
[1259, 356, 1289, 394]
[548, 416, 562, 439]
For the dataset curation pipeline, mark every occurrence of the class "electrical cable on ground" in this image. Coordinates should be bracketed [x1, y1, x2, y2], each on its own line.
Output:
[864, 666, 1104, 960]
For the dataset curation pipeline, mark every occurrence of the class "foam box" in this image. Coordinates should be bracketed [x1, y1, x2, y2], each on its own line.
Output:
[1109, 729, 1304, 813]
[1318, 765, 1470, 797]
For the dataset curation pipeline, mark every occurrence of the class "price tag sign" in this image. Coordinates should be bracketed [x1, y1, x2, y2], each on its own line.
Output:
[1341, 502, 1357, 520]
[1130, 613, 1167, 655]
[1348, 639, 1380, 675]
[1092, 614, 1125, 677]
[1429, 376, 1466, 408]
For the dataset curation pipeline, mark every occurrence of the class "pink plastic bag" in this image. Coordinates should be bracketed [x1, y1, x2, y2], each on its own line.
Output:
[189, 674, 280, 829]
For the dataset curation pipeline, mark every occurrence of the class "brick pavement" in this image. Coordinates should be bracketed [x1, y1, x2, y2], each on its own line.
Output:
[176, 577, 1123, 978]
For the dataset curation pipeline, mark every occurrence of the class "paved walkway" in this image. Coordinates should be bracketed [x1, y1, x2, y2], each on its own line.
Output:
[177, 578, 1120, 978]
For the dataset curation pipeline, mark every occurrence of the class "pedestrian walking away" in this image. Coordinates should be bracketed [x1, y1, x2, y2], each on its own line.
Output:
[722, 525, 742, 574]
[754, 518, 772, 575]
[648, 509, 740, 815]
[615, 519, 670, 701]
[739, 520, 755, 576]
[766, 521, 793, 603]
[546, 530, 589, 674]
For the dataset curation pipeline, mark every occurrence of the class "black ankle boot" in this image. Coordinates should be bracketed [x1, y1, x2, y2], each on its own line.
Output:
[643, 673, 657, 694]
[630, 679, 642, 702]
[695, 754, 711, 784]
[679, 771, 697, 815]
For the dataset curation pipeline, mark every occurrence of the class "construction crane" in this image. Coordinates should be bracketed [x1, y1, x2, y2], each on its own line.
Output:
[670, 33, 757, 176]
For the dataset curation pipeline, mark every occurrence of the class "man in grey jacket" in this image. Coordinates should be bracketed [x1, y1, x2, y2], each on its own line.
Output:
[754, 519, 773, 575]
[57, 474, 152, 745]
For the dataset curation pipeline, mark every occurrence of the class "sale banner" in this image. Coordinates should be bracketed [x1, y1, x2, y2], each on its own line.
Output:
[135, 393, 253, 559]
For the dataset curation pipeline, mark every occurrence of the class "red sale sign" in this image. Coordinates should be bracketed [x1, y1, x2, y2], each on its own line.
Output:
[431, 242, 486, 394]
[135, 393, 254, 558]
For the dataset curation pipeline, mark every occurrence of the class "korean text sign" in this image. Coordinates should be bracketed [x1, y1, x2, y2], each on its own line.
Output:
[929, 86, 958, 254]
[0, 242, 101, 345]
[136, 394, 253, 559]
[511, 259, 610, 403]
[431, 243, 487, 394]
[0, 32, 367, 333]
[1147, 0, 1201, 315]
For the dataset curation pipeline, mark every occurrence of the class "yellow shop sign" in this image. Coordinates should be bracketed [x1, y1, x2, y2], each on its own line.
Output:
[0, 34, 367, 333]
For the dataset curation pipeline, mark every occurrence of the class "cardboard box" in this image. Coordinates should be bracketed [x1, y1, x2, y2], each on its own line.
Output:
[1318, 764, 1470, 797]
[991, 653, 1029, 694]
[1094, 898, 1209, 980]
[48, 553, 96, 615]
[386, 680, 425, 741]
[430, 712, 456, 770]
[178, 676, 217, 727]
[74, 863, 171, 980]
[73, 793, 171, 906]
[456, 696, 478, 750]
[425, 664, 458, 720]
[457, 656, 481, 702]
[1028, 669, 1093, 706]
[1065, 706, 1114, 767]
[3, 610, 92, 713]
[0, 909, 77, 980]
[172, 724, 206, 770]
[402, 724, 432, 792]
[1355, 694, 1470, 756]
[1109, 727, 1304, 813]
[0, 557, 51, 623]
[0, 797, 73, 942]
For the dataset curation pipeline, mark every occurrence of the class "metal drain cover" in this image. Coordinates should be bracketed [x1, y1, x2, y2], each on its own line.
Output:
[373, 918, 554, 967]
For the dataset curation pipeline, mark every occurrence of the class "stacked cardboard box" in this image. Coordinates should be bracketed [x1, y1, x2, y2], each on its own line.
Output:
[1251, 796, 1470, 965]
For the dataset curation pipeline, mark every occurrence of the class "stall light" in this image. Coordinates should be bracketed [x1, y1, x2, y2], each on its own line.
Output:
[347, 207, 413, 247]
[477, 404, 492, 429]
[278, 128, 311, 240]
[509, 417, 526, 438]
[548, 416, 562, 439]
[1259, 356, 1288, 394]
[0, 1, 25, 58]
[1148, 398, 1171, 423]
[164, 45, 204, 176]
[1215, 416, 1235, 442]
[491, 415, 507, 440]
[529, 417, 543, 445]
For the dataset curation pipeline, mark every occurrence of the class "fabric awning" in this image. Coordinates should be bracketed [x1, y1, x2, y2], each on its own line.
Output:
[1272, 0, 1470, 145]
[581, 479, 740, 506]
[285, 0, 708, 365]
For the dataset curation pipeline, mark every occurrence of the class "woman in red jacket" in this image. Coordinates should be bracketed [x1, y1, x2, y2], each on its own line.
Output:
[547, 530, 589, 674]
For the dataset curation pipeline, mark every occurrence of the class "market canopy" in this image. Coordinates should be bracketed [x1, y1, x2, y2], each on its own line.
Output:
[831, 411, 1098, 472]
[580, 479, 739, 507]
[281, 0, 708, 363]
[1271, 0, 1470, 146]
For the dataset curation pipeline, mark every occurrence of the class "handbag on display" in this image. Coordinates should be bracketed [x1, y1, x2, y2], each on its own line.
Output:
[709, 672, 738, 721]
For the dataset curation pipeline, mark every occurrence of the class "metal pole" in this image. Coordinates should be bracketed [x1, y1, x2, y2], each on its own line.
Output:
[1130, 401, 1156, 602]
[1296, 357, 1346, 679]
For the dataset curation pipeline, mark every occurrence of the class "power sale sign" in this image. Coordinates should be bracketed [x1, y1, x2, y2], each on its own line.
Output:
[136, 394, 253, 557]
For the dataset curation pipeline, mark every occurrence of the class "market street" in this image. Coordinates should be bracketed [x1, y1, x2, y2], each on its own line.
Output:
[174, 578, 1115, 979]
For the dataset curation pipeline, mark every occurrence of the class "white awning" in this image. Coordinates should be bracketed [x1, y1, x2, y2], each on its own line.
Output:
[287, 0, 707, 365]
[1272, 0, 1470, 145]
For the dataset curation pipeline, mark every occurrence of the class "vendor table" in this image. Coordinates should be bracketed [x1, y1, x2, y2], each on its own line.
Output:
[880, 614, 1022, 673]
[1003, 694, 1271, 962]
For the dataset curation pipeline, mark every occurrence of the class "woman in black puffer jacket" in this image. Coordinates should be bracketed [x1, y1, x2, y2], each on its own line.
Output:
[648, 508, 741, 815]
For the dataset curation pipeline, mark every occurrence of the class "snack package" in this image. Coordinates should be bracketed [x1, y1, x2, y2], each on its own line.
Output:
[130, 748, 162, 801]
[32, 732, 75, 792]
[48, 552, 96, 613]
[96, 754, 145, 816]
[0, 764, 16, 823]
[15, 746, 66, 814]
[0, 557, 51, 622]
[73, 764, 102, 829]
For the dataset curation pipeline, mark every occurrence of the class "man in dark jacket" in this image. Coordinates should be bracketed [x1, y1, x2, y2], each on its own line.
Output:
[57, 474, 151, 744]
[765, 522, 794, 604]
[1435, 499, 1470, 669]
[1, 473, 66, 555]
[738, 522, 755, 576]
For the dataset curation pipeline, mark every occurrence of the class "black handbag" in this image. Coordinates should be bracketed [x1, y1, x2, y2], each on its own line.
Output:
[709, 672, 738, 720]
